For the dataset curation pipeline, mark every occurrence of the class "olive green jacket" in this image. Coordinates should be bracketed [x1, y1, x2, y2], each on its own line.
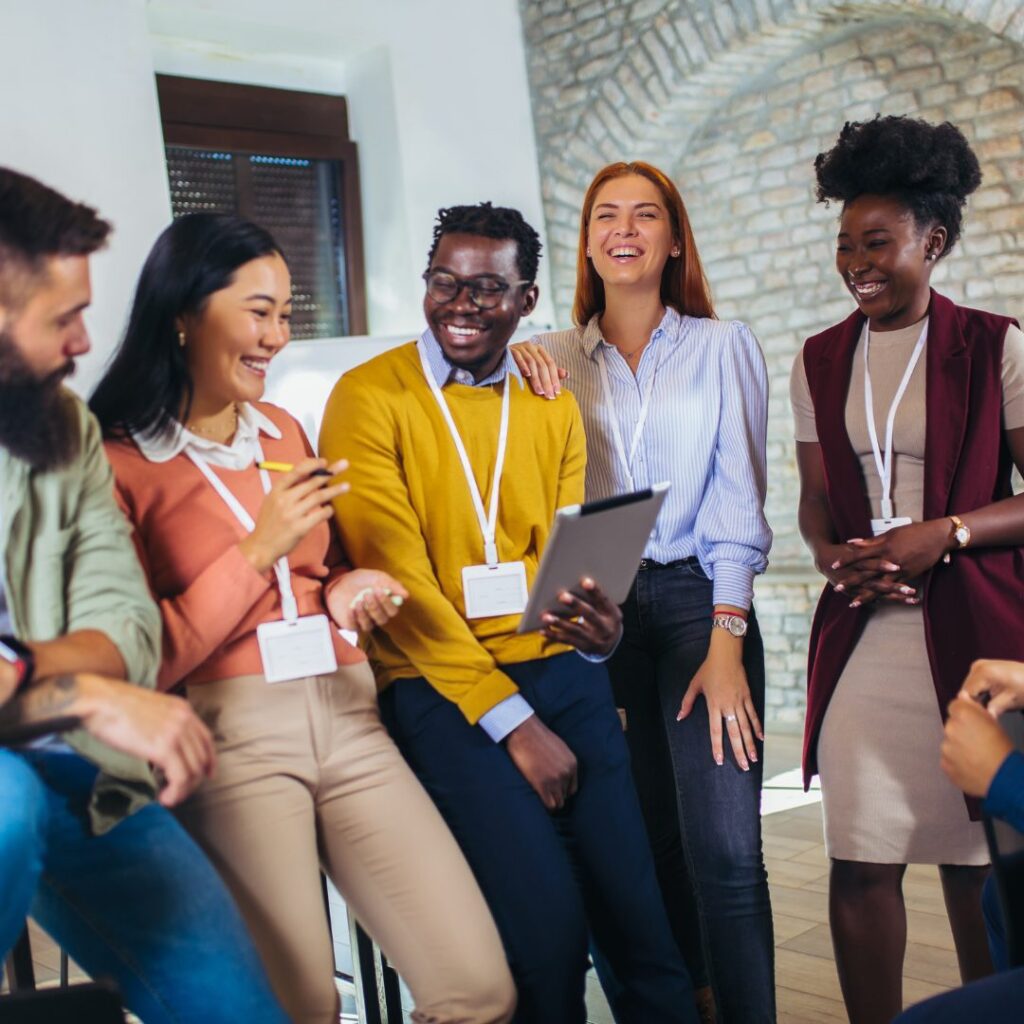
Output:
[0, 391, 160, 833]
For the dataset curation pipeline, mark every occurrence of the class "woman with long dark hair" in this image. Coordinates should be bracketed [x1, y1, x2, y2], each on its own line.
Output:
[512, 161, 774, 1024]
[791, 116, 1024, 1023]
[91, 214, 515, 1024]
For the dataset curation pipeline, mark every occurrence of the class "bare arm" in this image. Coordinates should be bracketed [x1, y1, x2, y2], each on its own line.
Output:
[952, 427, 1024, 547]
[0, 673, 215, 806]
[0, 673, 82, 744]
[27, 630, 127, 683]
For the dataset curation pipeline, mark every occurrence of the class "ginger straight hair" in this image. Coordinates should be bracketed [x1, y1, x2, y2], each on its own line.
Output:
[572, 161, 715, 327]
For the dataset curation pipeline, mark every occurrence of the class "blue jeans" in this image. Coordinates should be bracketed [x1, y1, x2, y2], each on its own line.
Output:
[379, 653, 697, 1024]
[607, 560, 775, 1023]
[0, 749, 287, 1024]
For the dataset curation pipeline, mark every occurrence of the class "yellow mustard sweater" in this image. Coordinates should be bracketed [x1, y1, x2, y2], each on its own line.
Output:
[319, 341, 586, 725]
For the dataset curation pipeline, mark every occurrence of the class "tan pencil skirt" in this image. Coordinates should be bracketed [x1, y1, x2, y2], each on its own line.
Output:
[818, 602, 987, 865]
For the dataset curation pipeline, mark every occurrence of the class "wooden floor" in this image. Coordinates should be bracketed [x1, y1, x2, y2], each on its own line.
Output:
[6, 730, 963, 1023]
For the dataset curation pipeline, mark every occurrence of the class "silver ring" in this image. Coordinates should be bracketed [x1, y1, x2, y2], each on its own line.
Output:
[724, 713, 738, 723]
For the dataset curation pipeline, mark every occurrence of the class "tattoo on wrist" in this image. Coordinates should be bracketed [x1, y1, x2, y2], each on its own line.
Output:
[0, 673, 80, 730]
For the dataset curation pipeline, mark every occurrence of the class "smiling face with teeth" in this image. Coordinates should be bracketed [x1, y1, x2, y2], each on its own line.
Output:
[180, 252, 292, 413]
[424, 232, 538, 382]
[836, 193, 946, 331]
[586, 174, 678, 295]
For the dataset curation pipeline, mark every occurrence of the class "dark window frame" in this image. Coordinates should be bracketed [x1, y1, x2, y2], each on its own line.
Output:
[156, 74, 368, 336]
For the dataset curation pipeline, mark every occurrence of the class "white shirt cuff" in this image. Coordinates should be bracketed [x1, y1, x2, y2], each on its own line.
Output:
[478, 694, 535, 742]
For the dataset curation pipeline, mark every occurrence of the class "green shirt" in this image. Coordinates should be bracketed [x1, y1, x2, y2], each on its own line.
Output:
[0, 391, 161, 833]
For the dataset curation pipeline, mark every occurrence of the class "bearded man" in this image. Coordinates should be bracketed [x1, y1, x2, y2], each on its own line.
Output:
[0, 167, 287, 1024]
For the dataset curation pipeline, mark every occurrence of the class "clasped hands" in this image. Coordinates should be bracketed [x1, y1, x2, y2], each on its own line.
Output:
[820, 517, 952, 609]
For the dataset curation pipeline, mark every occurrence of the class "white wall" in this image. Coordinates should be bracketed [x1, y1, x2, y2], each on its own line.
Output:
[0, 0, 173, 395]
[148, 0, 556, 337]
[0, 0, 554, 396]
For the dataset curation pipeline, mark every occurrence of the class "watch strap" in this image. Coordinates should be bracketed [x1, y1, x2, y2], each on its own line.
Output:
[949, 514, 971, 549]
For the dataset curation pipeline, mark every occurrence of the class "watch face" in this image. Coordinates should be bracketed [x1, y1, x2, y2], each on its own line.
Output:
[728, 617, 747, 637]
[955, 526, 970, 546]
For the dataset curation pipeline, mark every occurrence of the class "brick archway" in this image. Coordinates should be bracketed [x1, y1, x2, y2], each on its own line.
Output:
[521, 0, 1024, 721]
[523, 0, 1023, 312]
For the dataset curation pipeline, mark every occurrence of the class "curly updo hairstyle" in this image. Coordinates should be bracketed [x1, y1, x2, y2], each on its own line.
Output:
[814, 115, 982, 257]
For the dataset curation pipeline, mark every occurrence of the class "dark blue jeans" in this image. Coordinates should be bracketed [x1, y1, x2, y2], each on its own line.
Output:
[607, 561, 775, 1023]
[0, 749, 286, 1024]
[379, 652, 697, 1024]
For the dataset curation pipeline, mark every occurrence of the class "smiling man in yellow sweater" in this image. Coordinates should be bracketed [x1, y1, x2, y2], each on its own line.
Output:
[320, 203, 696, 1024]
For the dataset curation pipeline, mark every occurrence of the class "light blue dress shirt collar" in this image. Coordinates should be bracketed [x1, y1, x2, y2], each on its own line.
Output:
[419, 328, 525, 389]
[578, 305, 682, 359]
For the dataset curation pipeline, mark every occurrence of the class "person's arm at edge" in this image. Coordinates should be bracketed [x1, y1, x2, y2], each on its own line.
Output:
[984, 749, 1024, 836]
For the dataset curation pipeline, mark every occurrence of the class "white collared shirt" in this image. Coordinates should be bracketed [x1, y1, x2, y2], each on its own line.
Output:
[132, 402, 283, 467]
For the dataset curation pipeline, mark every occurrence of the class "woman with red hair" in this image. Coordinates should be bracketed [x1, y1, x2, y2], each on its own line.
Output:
[513, 162, 774, 1023]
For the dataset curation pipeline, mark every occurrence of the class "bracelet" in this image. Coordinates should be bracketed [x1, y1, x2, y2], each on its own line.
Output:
[712, 607, 748, 621]
[0, 635, 35, 692]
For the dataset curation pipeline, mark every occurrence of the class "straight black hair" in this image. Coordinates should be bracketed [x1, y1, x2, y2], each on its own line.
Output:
[90, 213, 282, 440]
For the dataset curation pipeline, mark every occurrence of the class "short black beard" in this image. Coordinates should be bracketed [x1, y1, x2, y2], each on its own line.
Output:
[0, 328, 78, 471]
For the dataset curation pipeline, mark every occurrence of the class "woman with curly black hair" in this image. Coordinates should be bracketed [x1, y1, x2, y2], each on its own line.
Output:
[790, 115, 1024, 1022]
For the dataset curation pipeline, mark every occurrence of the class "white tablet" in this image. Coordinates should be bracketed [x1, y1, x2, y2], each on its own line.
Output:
[517, 482, 670, 634]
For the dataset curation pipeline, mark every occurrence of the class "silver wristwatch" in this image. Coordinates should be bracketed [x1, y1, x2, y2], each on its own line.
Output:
[711, 613, 748, 638]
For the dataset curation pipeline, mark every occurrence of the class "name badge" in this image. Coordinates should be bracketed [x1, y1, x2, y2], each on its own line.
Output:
[256, 614, 339, 683]
[462, 561, 528, 619]
[870, 516, 913, 536]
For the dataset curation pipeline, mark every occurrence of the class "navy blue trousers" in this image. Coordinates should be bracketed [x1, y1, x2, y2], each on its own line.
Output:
[379, 652, 697, 1024]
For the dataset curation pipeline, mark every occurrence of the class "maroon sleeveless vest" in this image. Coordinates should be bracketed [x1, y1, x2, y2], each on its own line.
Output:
[801, 291, 1024, 814]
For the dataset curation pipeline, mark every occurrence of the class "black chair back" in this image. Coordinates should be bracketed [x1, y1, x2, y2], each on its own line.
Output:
[0, 982, 124, 1022]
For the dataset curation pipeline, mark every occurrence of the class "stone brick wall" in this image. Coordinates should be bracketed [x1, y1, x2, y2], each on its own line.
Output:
[520, 0, 1024, 723]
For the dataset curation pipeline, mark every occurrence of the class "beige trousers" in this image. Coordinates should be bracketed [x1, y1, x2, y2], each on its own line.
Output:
[179, 664, 514, 1024]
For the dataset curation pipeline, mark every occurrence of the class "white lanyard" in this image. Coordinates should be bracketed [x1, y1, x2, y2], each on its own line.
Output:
[596, 339, 664, 491]
[862, 319, 928, 521]
[186, 446, 300, 621]
[417, 340, 510, 566]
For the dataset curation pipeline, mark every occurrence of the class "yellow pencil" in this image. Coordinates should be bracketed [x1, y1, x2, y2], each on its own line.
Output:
[256, 461, 331, 477]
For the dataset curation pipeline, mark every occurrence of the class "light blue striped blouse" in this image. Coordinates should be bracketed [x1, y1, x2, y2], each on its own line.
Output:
[533, 306, 772, 609]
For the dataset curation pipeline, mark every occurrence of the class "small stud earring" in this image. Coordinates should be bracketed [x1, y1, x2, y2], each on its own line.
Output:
[178, 330, 186, 347]
[671, 249, 680, 257]
[586, 247, 592, 258]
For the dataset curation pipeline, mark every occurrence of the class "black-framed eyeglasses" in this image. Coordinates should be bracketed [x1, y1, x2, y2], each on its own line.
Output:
[422, 270, 531, 310]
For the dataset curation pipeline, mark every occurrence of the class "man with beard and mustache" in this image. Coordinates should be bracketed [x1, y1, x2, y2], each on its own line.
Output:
[0, 168, 287, 1023]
